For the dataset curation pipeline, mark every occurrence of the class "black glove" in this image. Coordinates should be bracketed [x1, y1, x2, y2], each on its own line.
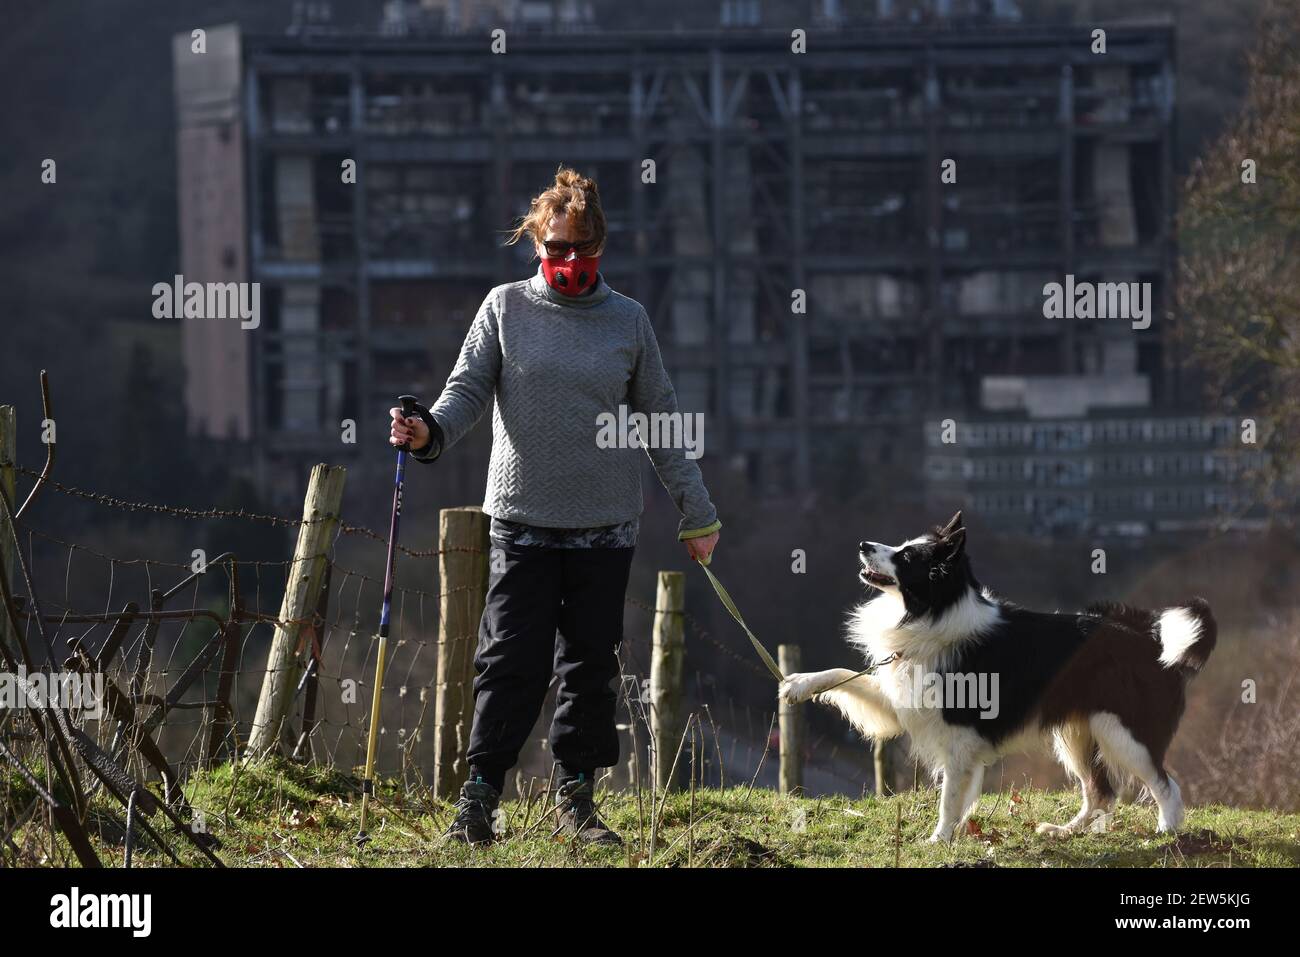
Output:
[409, 402, 445, 463]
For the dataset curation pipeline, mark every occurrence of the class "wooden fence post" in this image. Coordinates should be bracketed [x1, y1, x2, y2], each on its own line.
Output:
[0, 406, 16, 657]
[247, 463, 346, 757]
[778, 643, 803, 794]
[432, 506, 490, 799]
[650, 570, 685, 791]
[874, 738, 895, 797]
[290, 559, 330, 763]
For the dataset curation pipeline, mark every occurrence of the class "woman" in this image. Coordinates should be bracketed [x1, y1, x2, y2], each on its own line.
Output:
[388, 167, 721, 846]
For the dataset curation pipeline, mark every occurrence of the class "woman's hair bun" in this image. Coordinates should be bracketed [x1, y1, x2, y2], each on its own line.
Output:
[555, 165, 598, 195]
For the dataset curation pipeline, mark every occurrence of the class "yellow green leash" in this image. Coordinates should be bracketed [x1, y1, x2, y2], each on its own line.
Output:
[693, 554, 896, 690]
[692, 555, 785, 682]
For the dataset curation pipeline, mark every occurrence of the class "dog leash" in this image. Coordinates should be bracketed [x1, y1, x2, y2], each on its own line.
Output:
[692, 555, 785, 682]
[819, 654, 899, 692]
[692, 555, 899, 690]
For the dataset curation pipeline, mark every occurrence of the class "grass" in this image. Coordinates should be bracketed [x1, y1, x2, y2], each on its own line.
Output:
[11, 757, 1295, 868]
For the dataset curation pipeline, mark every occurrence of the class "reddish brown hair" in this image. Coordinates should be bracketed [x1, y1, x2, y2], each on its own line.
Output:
[505, 165, 606, 255]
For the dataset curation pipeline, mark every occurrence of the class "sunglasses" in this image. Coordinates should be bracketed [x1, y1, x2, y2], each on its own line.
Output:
[542, 239, 601, 258]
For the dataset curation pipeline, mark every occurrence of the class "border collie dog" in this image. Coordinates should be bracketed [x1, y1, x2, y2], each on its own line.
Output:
[778, 512, 1216, 843]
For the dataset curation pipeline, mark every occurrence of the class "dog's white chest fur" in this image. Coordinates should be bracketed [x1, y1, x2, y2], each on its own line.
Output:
[846, 589, 1008, 770]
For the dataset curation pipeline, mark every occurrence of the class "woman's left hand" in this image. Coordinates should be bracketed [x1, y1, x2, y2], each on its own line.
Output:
[684, 531, 720, 566]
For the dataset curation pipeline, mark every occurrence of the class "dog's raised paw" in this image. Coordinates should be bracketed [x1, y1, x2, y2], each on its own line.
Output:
[778, 674, 816, 704]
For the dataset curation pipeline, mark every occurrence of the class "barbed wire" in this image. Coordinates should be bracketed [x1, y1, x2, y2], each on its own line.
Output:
[13, 465, 483, 559]
[15, 466, 317, 527]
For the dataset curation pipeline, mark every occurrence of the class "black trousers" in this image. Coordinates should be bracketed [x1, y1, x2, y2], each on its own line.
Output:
[466, 541, 635, 792]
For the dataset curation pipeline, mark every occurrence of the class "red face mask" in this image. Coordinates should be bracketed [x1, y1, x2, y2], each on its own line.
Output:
[541, 250, 601, 295]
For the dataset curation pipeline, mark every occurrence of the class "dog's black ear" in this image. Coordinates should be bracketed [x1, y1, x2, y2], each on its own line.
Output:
[941, 527, 966, 559]
[939, 510, 963, 536]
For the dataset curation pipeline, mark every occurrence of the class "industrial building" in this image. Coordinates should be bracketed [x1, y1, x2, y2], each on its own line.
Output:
[173, 2, 1248, 536]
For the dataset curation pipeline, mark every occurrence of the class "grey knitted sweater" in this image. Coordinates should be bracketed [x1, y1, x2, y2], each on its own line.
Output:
[413, 267, 720, 541]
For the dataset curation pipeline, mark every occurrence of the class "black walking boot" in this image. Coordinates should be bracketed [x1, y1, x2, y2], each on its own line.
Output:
[554, 775, 622, 846]
[443, 779, 500, 846]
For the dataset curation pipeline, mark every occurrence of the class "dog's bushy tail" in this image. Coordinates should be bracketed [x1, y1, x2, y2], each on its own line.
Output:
[1156, 597, 1217, 675]
[1087, 597, 1217, 676]
[1086, 599, 1155, 635]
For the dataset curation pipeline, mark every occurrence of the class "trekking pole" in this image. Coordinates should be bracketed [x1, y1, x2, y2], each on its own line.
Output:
[355, 394, 420, 846]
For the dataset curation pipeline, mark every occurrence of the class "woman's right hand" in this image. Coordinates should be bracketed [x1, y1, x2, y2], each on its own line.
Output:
[389, 407, 430, 451]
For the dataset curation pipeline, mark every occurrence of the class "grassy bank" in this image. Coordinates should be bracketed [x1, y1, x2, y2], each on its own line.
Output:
[18, 758, 1290, 868]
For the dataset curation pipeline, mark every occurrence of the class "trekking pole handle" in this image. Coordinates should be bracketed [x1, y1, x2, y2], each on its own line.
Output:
[397, 395, 420, 452]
